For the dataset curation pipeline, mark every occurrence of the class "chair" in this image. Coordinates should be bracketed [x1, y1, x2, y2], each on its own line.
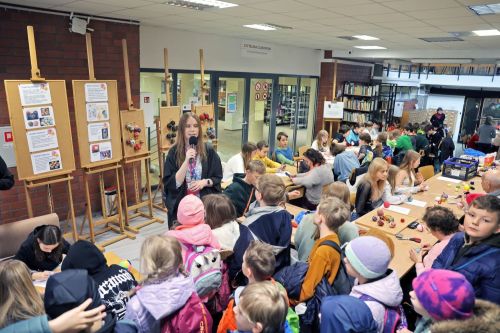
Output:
[0, 213, 60, 260]
[419, 165, 435, 181]
[350, 192, 356, 206]
[294, 145, 310, 169]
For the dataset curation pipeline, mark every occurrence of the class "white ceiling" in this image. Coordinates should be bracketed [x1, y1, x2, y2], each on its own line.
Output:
[3, 0, 500, 61]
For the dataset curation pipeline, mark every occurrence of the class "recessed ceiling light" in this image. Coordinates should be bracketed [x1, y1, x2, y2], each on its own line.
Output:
[165, 0, 237, 10]
[354, 45, 387, 50]
[243, 24, 277, 31]
[353, 35, 379, 40]
[472, 29, 500, 36]
[468, 3, 500, 15]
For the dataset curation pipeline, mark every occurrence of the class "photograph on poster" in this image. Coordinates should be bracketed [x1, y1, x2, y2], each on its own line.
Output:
[18, 83, 52, 107]
[88, 122, 110, 142]
[27, 128, 58, 152]
[90, 141, 112, 162]
[31, 149, 63, 174]
[23, 106, 56, 129]
[86, 102, 109, 122]
[84, 83, 108, 102]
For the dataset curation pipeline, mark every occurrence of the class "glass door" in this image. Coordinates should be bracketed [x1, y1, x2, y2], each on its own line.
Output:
[294, 78, 317, 150]
[248, 78, 273, 145]
[459, 98, 481, 139]
[216, 77, 245, 162]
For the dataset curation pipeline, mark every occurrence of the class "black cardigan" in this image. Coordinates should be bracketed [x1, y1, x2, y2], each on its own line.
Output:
[163, 143, 222, 221]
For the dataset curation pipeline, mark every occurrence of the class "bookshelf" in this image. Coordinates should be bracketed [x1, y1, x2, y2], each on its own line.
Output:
[267, 84, 310, 129]
[341, 82, 380, 124]
[378, 83, 397, 125]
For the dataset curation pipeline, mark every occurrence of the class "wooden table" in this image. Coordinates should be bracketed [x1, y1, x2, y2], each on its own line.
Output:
[222, 165, 298, 190]
[355, 208, 419, 236]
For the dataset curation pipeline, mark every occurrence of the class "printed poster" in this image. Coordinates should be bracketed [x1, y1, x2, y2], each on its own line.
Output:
[18, 83, 52, 107]
[90, 141, 112, 162]
[88, 122, 110, 142]
[27, 128, 58, 153]
[85, 82, 108, 102]
[23, 106, 55, 129]
[31, 149, 62, 174]
[86, 102, 109, 122]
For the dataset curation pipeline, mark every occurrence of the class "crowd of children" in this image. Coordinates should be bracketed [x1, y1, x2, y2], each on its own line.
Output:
[1, 116, 499, 333]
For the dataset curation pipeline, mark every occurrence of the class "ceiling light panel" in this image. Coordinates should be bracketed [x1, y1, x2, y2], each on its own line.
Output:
[472, 29, 500, 36]
[353, 35, 379, 40]
[468, 3, 500, 15]
[354, 45, 387, 49]
[243, 24, 277, 31]
[165, 0, 237, 10]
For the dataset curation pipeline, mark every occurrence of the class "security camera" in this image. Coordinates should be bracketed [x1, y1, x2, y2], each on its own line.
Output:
[348, 50, 352, 55]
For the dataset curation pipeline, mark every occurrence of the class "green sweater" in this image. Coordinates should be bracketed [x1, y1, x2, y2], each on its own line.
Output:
[223, 173, 255, 217]
[396, 135, 413, 151]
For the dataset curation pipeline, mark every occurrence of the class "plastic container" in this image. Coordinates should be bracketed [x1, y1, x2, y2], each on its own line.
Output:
[442, 157, 478, 181]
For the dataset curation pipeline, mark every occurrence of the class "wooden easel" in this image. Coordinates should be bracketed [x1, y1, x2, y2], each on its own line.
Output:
[194, 49, 217, 148]
[323, 60, 342, 137]
[120, 39, 162, 231]
[72, 34, 135, 250]
[152, 48, 179, 211]
[4, 26, 78, 241]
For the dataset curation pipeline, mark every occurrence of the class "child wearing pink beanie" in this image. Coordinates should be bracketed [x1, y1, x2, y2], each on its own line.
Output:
[405, 269, 498, 333]
[166, 194, 220, 260]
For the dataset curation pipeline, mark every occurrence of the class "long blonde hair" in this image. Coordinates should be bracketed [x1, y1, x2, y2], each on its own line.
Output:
[175, 112, 207, 167]
[387, 165, 400, 194]
[140, 235, 184, 284]
[367, 158, 388, 200]
[399, 150, 420, 186]
[0, 260, 45, 328]
[315, 129, 330, 152]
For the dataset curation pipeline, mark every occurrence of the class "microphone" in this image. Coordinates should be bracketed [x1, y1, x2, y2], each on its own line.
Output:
[188, 136, 198, 163]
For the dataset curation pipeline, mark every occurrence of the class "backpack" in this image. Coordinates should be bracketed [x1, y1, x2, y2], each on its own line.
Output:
[184, 244, 222, 300]
[162, 292, 213, 333]
[359, 294, 407, 333]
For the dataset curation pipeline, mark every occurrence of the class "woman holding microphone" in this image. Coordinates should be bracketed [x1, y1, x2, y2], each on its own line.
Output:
[163, 112, 222, 225]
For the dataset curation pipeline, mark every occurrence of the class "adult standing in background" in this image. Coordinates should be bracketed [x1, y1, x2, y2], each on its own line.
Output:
[163, 112, 222, 225]
[430, 107, 446, 130]
[477, 116, 496, 153]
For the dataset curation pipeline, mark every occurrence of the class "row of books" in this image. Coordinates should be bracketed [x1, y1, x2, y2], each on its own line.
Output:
[343, 83, 379, 97]
[342, 97, 376, 111]
[343, 112, 370, 123]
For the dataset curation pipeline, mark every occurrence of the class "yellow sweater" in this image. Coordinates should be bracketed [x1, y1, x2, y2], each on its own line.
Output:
[299, 233, 341, 302]
[253, 155, 281, 173]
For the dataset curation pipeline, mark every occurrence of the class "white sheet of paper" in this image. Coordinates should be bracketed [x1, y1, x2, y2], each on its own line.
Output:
[90, 141, 112, 162]
[85, 82, 108, 102]
[31, 149, 62, 174]
[27, 128, 58, 152]
[88, 122, 110, 142]
[437, 176, 462, 183]
[86, 102, 109, 122]
[19, 83, 52, 106]
[387, 205, 411, 215]
[275, 172, 288, 177]
[406, 199, 427, 208]
[23, 105, 56, 129]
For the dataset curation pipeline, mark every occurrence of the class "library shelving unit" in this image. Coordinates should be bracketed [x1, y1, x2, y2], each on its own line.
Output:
[341, 82, 379, 124]
[269, 84, 310, 128]
[379, 83, 397, 125]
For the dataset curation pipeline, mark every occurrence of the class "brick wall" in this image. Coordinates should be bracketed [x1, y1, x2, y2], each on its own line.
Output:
[0, 9, 140, 224]
[316, 61, 372, 130]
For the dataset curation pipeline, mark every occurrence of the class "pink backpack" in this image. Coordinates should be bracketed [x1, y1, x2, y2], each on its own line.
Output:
[162, 292, 213, 333]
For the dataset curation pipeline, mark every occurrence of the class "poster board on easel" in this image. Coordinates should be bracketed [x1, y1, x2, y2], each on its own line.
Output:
[3, 26, 77, 241]
[4, 80, 76, 180]
[159, 106, 181, 151]
[73, 80, 123, 168]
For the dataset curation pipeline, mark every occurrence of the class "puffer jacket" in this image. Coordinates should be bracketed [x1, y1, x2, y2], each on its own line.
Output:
[432, 232, 500, 304]
[350, 270, 403, 333]
[125, 273, 195, 333]
[430, 299, 500, 333]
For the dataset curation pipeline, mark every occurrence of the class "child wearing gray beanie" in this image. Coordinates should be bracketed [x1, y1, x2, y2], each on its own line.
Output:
[344, 236, 404, 333]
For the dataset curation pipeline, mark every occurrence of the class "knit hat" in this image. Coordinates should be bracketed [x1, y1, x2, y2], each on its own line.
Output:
[344, 236, 391, 279]
[412, 269, 475, 321]
[44, 269, 102, 319]
[177, 194, 205, 226]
